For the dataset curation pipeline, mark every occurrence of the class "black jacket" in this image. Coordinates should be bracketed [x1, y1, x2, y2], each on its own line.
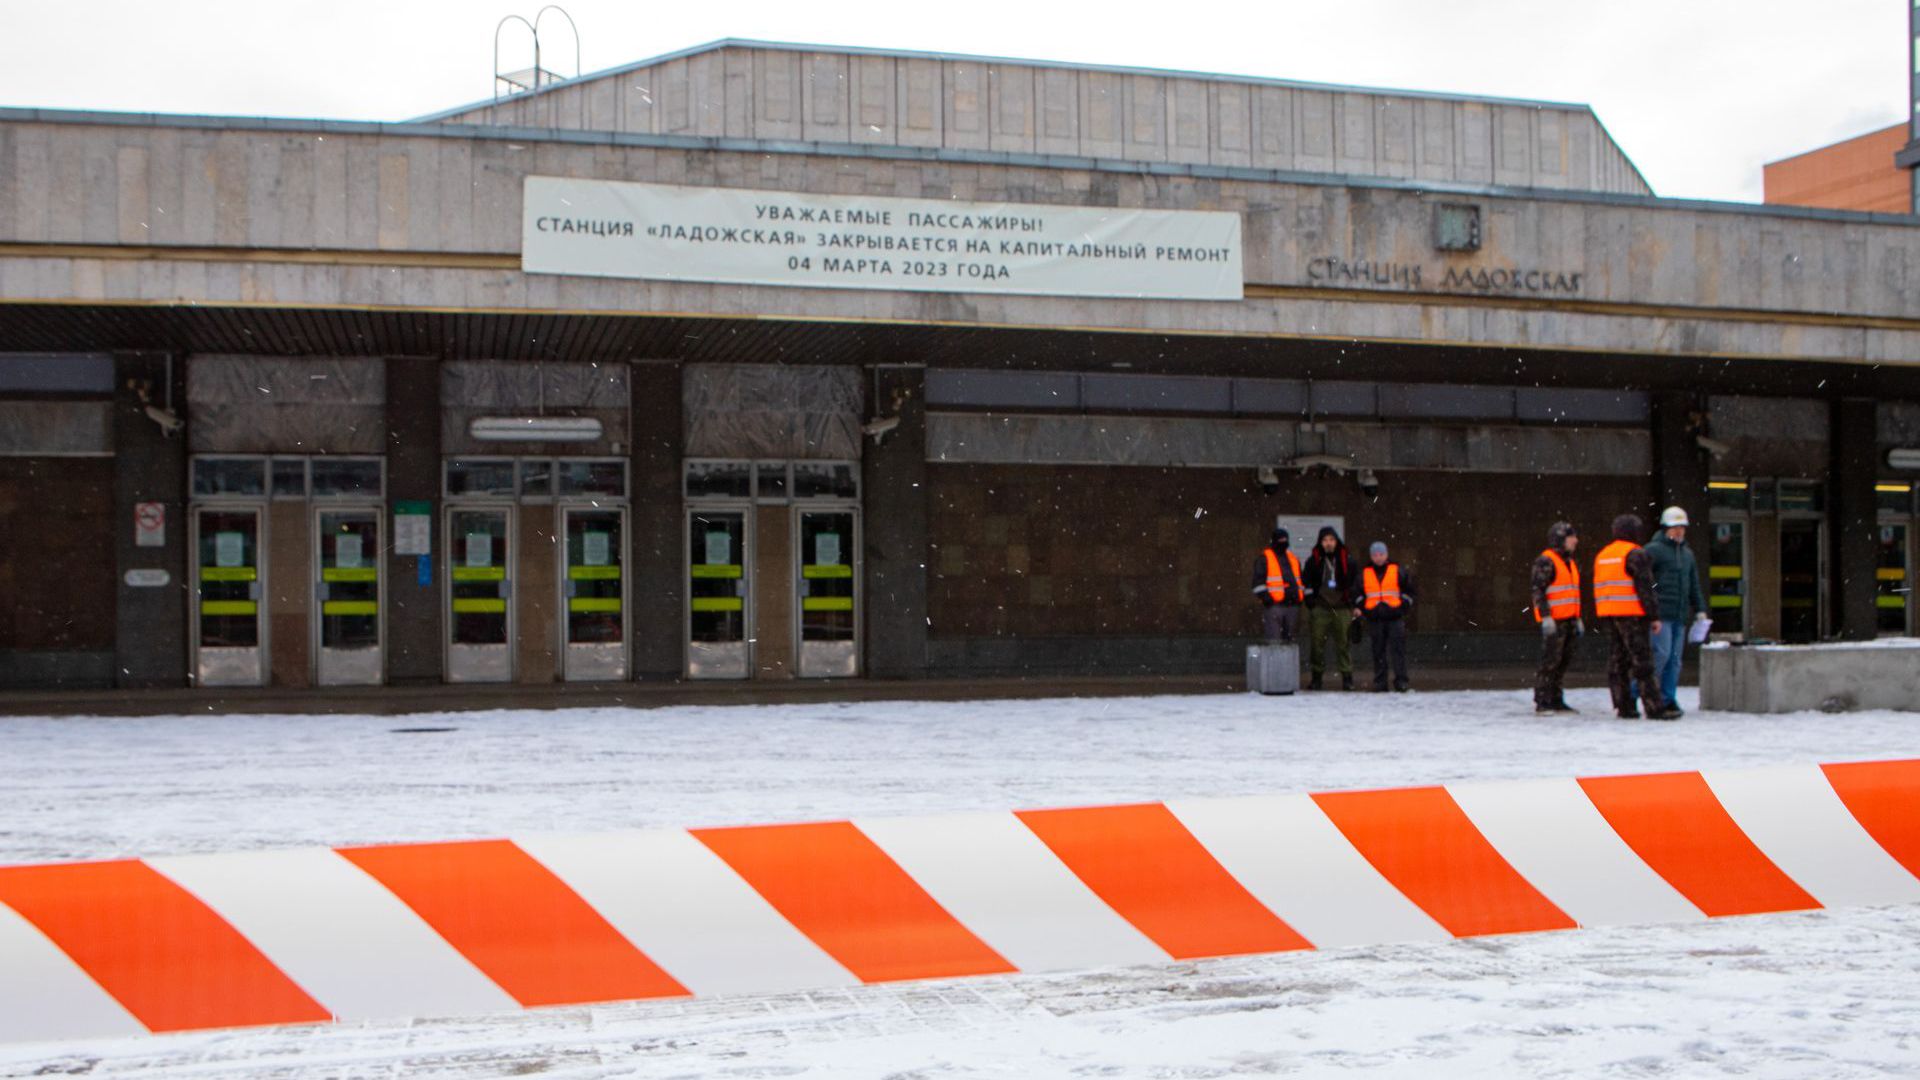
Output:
[1250, 545, 1305, 607]
[1531, 522, 1581, 621]
[1301, 528, 1359, 609]
[1358, 561, 1417, 622]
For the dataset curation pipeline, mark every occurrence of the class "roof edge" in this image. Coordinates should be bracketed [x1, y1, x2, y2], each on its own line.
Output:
[409, 36, 1608, 124]
[5, 104, 1908, 226]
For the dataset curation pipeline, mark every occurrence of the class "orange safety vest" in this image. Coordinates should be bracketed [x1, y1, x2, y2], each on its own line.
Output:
[1592, 539, 1645, 617]
[1534, 550, 1581, 622]
[1263, 547, 1303, 603]
[1362, 564, 1402, 609]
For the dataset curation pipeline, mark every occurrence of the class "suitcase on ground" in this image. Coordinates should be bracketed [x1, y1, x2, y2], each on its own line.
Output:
[1246, 643, 1299, 695]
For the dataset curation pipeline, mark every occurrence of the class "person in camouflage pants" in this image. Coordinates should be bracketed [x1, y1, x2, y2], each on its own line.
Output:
[1532, 521, 1583, 713]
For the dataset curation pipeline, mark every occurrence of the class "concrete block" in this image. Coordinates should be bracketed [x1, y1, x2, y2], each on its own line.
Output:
[1700, 641, 1920, 713]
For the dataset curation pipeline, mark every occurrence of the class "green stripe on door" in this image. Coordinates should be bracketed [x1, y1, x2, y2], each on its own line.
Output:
[451, 598, 507, 614]
[200, 567, 257, 582]
[801, 596, 855, 612]
[1877, 595, 1907, 609]
[568, 597, 622, 613]
[322, 567, 379, 583]
[568, 566, 622, 580]
[200, 600, 257, 616]
[321, 600, 379, 616]
[1708, 566, 1743, 580]
[690, 597, 743, 612]
[1709, 595, 1744, 609]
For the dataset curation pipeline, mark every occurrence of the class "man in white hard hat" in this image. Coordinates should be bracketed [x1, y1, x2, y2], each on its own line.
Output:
[1644, 505, 1709, 709]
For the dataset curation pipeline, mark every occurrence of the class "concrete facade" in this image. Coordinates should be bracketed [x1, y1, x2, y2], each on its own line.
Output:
[1, 41, 1917, 692]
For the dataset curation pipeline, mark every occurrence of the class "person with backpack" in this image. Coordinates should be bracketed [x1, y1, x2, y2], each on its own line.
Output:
[1301, 526, 1359, 690]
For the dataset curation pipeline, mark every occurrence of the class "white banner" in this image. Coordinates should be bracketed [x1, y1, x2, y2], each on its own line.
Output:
[522, 177, 1242, 301]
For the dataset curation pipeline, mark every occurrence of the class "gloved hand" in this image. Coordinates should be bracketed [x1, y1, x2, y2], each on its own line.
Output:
[1574, 618, 1585, 637]
[1539, 616, 1558, 637]
[1260, 594, 1275, 608]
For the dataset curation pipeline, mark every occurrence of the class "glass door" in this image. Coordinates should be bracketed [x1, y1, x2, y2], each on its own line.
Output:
[1879, 523, 1911, 636]
[193, 505, 266, 687]
[447, 506, 513, 682]
[315, 507, 382, 686]
[795, 508, 858, 678]
[1778, 518, 1824, 643]
[562, 507, 626, 681]
[687, 509, 749, 679]
[1707, 520, 1748, 639]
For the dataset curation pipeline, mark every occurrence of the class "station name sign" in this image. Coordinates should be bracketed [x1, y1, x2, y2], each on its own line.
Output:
[522, 177, 1244, 301]
[1306, 256, 1585, 296]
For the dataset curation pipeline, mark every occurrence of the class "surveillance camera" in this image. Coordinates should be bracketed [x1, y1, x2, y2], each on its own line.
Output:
[1255, 465, 1280, 495]
[1695, 434, 1733, 459]
[1357, 468, 1380, 499]
[144, 404, 184, 435]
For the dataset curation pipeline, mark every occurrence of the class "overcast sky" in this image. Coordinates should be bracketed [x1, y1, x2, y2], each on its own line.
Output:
[0, 0, 1905, 204]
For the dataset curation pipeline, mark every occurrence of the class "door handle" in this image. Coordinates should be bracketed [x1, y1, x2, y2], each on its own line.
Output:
[316, 582, 330, 602]
[499, 579, 512, 599]
[249, 581, 261, 601]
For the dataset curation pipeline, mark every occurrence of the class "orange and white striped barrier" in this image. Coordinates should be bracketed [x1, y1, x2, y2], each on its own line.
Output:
[1, 759, 1916, 1044]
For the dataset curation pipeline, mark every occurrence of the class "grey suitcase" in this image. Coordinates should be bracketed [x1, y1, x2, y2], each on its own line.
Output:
[1245, 643, 1299, 695]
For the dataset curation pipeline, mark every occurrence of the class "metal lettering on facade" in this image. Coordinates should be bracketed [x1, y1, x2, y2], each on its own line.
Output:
[522, 178, 1244, 301]
[1306, 256, 1584, 296]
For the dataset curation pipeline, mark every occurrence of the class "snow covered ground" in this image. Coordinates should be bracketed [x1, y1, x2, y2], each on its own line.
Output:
[1, 685, 1917, 1077]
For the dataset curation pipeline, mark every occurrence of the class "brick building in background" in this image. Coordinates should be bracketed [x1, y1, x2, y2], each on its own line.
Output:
[1763, 123, 1910, 213]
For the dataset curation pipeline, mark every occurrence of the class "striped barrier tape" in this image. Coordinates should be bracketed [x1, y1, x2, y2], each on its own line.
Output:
[0, 759, 1915, 1044]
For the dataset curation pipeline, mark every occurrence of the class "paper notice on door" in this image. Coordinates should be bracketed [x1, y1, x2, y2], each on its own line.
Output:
[583, 531, 610, 567]
[336, 534, 364, 569]
[465, 532, 493, 568]
[815, 532, 841, 566]
[215, 531, 245, 568]
[705, 530, 731, 566]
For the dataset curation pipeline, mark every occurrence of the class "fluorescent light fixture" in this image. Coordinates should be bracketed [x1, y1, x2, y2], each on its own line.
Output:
[469, 416, 603, 442]
[1888, 448, 1920, 471]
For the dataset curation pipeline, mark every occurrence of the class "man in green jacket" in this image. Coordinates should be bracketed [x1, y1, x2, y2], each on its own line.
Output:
[1645, 506, 1709, 706]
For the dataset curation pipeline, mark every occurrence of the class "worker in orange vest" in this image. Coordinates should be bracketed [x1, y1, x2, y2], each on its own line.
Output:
[1250, 527, 1305, 643]
[1352, 541, 1416, 692]
[1532, 521, 1583, 714]
[1593, 514, 1684, 720]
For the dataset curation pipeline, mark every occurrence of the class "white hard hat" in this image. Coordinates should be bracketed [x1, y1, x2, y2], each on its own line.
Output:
[1659, 506, 1690, 527]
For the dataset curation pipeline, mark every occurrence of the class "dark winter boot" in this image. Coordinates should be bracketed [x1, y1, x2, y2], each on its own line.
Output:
[1308, 673, 1323, 691]
[1341, 673, 1354, 691]
[1648, 703, 1684, 721]
[1553, 698, 1577, 714]
[1616, 708, 1641, 720]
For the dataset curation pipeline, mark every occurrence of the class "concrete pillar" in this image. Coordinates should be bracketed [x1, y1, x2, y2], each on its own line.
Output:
[861, 366, 928, 678]
[384, 356, 441, 683]
[113, 353, 189, 688]
[629, 361, 684, 680]
[1651, 390, 1712, 564]
[1829, 397, 1879, 640]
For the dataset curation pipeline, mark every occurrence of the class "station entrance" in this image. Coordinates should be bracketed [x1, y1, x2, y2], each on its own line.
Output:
[684, 460, 860, 680]
[189, 455, 386, 687]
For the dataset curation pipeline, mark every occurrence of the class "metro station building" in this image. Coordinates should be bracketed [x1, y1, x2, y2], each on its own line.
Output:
[1, 40, 1917, 691]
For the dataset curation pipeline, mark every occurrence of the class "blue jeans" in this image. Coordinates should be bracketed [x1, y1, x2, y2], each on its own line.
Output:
[1647, 618, 1686, 705]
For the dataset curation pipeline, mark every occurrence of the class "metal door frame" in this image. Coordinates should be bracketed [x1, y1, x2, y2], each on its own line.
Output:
[684, 501, 754, 680]
[1876, 510, 1916, 637]
[189, 501, 269, 687]
[791, 502, 861, 679]
[559, 502, 630, 682]
[311, 503, 386, 687]
[443, 502, 516, 683]
[1706, 512, 1752, 641]
[1776, 512, 1828, 642]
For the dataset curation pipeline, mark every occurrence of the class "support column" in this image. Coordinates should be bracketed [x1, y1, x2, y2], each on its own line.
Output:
[385, 356, 442, 683]
[862, 366, 928, 679]
[1651, 390, 1712, 564]
[113, 353, 189, 688]
[1829, 397, 1879, 640]
[629, 361, 684, 680]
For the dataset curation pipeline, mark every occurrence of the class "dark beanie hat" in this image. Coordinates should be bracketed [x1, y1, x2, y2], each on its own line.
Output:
[1612, 513, 1643, 541]
[1271, 527, 1290, 545]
